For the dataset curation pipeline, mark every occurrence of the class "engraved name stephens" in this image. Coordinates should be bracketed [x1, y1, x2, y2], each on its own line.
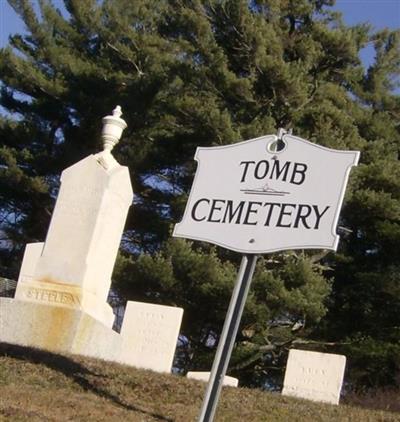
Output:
[189, 158, 331, 230]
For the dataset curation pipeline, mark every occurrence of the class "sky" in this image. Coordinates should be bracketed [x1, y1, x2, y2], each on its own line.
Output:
[0, 0, 399, 65]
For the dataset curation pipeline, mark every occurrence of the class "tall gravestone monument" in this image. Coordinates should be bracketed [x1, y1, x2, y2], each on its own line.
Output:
[14, 107, 131, 328]
[1, 106, 132, 359]
[0, 107, 183, 372]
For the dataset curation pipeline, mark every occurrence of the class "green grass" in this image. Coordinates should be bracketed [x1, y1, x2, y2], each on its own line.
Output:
[0, 343, 398, 422]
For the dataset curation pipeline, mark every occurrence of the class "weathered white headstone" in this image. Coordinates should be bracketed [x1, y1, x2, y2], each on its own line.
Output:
[120, 301, 183, 372]
[1, 107, 186, 371]
[187, 371, 238, 387]
[0, 107, 130, 361]
[282, 349, 346, 405]
[17, 242, 44, 284]
[14, 148, 132, 326]
[0, 297, 123, 361]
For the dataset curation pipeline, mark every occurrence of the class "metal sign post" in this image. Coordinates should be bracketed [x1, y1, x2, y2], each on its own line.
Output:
[198, 254, 258, 422]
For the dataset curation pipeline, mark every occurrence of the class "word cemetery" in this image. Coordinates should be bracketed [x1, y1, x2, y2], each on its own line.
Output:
[191, 198, 330, 230]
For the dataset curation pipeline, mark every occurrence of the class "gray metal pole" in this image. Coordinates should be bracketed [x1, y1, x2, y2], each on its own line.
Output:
[198, 254, 258, 422]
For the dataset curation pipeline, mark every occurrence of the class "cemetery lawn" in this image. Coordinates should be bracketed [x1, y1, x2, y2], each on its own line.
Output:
[0, 343, 398, 422]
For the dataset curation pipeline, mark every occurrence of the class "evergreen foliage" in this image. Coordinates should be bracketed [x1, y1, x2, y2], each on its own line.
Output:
[0, 0, 399, 389]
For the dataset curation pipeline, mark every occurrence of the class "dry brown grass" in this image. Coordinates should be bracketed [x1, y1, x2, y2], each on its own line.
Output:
[344, 388, 400, 413]
[0, 343, 399, 422]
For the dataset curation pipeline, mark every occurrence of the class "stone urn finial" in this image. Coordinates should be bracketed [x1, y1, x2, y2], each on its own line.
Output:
[101, 106, 127, 153]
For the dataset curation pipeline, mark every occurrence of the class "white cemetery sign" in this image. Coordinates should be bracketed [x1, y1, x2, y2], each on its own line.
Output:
[282, 349, 347, 405]
[174, 132, 359, 421]
[174, 134, 359, 253]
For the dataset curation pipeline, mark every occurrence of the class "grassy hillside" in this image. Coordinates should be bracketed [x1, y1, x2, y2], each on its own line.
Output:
[0, 343, 398, 422]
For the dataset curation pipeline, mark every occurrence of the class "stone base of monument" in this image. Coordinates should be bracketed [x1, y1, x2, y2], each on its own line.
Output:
[14, 278, 116, 329]
[0, 297, 183, 372]
[0, 298, 122, 361]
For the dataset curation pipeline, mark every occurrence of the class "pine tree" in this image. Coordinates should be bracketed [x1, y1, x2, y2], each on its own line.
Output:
[321, 28, 400, 389]
[0, 0, 399, 388]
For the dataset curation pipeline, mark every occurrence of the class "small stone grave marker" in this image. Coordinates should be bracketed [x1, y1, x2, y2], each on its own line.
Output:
[282, 349, 346, 405]
[187, 372, 238, 387]
[120, 301, 183, 372]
